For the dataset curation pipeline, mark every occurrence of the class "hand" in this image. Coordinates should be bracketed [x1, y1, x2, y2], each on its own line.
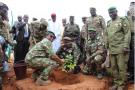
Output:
[101, 63, 105, 68]
[123, 47, 129, 54]
[59, 59, 65, 65]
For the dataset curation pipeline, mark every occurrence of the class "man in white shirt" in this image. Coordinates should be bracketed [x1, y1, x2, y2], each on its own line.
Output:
[48, 13, 61, 52]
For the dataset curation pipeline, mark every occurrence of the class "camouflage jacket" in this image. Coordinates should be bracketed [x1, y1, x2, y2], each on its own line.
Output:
[56, 42, 80, 64]
[30, 21, 47, 44]
[85, 36, 105, 59]
[25, 38, 54, 62]
[63, 23, 80, 39]
[86, 15, 106, 37]
[106, 16, 131, 54]
[0, 20, 11, 42]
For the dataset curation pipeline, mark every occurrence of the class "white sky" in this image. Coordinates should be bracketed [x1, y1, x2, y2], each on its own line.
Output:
[0, 0, 134, 27]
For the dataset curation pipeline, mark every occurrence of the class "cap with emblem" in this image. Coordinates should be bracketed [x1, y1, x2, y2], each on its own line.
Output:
[108, 7, 117, 12]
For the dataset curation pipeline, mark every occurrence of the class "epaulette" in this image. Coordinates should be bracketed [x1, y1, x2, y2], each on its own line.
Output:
[120, 16, 128, 21]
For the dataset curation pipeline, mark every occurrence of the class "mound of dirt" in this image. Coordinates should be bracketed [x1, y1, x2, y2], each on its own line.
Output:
[50, 68, 81, 85]
[3, 65, 135, 90]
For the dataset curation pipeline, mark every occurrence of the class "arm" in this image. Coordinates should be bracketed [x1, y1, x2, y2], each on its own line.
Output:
[122, 18, 131, 49]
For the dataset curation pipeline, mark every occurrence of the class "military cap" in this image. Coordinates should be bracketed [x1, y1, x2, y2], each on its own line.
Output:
[88, 28, 96, 32]
[40, 20, 48, 26]
[63, 37, 72, 41]
[90, 7, 96, 11]
[47, 31, 56, 39]
[108, 7, 117, 12]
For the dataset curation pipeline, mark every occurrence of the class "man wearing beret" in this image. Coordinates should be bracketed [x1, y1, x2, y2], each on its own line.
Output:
[86, 7, 106, 40]
[56, 37, 81, 73]
[83, 28, 106, 79]
[63, 16, 80, 46]
[25, 31, 64, 86]
[106, 7, 131, 90]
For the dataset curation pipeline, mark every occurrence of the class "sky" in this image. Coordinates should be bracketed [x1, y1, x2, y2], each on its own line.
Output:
[0, 0, 134, 27]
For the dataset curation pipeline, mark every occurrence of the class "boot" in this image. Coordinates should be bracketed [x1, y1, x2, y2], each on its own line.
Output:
[36, 78, 51, 86]
[109, 85, 118, 90]
[117, 86, 125, 90]
[97, 73, 103, 79]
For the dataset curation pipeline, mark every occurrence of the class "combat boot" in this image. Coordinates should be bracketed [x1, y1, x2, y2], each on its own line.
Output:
[36, 78, 51, 86]
[97, 73, 103, 79]
[109, 85, 118, 90]
[117, 86, 125, 90]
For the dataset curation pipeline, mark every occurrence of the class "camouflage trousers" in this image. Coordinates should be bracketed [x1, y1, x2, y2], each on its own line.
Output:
[26, 57, 59, 81]
[83, 55, 104, 75]
[110, 53, 129, 86]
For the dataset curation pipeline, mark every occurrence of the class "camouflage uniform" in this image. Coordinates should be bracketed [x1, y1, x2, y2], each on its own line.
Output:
[83, 29, 106, 76]
[63, 23, 80, 42]
[106, 15, 131, 87]
[86, 15, 106, 39]
[0, 2, 9, 89]
[56, 37, 80, 65]
[30, 20, 48, 47]
[25, 38, 58, 81]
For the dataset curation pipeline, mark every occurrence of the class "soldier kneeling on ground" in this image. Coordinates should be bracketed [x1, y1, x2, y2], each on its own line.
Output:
[25, 31, 64, 86]
[82, 28, 106, 79]
[56, 37, 81, 74]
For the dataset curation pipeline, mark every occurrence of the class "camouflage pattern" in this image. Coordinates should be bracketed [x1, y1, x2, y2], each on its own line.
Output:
[86, 15, 106, 38]
[63, 23, 80, 41]
[25, 38, 58, 80]
[30, 20, 48, 47]
[56, 42, 80, 65]
[83, 34, 105, 74]
[129, 2, 135, 16]
[0, 20, 11, 42]
[106, 16, 131, 54]
[106, 16, 131, 86]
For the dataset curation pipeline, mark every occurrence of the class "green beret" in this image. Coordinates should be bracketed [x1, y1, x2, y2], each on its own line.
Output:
[88, 28, 96, 32]
[47, 31, 56, 39]
[108, 7, 117, 12]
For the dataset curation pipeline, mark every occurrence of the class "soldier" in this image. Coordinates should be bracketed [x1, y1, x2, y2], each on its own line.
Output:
[25, 31, 64, 86]
[30, 19, 48, 46]
[82, 28, 106, 79]
[0, 2, 11, 43]
[126, 2, 135, 82]
[86, 7, 106, 39]
[106, 7, 131, 90]
[56, 37, 81, 73]
[63, 16, 80, 45]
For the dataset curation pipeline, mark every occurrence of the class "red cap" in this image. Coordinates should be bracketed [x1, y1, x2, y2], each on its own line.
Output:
[51, 13, 56, 17]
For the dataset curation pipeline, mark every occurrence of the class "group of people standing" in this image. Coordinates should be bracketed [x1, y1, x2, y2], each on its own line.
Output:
[0, 1, 134, 90]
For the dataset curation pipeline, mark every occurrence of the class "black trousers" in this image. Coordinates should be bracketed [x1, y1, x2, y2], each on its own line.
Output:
[14, 38, 30, 63]
[128, 33, 134, 79]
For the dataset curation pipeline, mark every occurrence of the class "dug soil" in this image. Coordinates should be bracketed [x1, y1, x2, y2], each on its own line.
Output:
[3, 64, 135, 90]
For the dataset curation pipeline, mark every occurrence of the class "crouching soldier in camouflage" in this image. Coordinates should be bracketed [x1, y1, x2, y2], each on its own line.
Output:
[82, 29, 106, 79]
[25, 31, 64, 86]
[56, 37, 81, 74]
